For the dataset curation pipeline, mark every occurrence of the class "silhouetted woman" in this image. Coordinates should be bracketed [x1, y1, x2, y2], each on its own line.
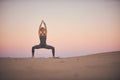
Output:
[32, 20, 55, 58]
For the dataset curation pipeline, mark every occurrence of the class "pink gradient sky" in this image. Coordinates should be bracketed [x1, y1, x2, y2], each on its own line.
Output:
[0, 0, 120, 58]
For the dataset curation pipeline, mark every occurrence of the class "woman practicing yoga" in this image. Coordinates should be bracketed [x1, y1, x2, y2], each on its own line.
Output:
[32, 20, 55, 58]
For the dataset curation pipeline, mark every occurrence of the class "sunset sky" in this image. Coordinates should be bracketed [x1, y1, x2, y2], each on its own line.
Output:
[0, 0, 120, 58]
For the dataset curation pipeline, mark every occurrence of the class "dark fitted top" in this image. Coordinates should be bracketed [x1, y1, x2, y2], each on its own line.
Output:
[39, 35, 46, 45]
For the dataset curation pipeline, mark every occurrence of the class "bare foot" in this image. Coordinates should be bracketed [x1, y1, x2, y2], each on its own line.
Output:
[53, 56, 60, 59]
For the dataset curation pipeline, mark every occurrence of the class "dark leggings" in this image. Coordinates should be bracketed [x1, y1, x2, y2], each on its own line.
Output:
[32, 44, 55, 57]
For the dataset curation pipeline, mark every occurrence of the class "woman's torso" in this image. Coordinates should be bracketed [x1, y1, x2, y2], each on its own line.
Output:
[39, 35, 46, 45]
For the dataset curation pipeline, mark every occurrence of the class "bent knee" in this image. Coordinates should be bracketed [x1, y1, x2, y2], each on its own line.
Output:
[32, 46, 35, 49]
[52, 46, 55, 50]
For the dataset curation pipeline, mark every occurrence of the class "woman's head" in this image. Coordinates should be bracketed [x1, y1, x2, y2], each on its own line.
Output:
[40, 27, 45, 32]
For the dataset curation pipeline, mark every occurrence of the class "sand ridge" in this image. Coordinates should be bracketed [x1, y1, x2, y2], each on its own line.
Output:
[0, 51, 120, 80]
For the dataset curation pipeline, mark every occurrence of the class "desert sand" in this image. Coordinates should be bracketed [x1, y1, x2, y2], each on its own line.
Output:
[0, 51, 120, 80]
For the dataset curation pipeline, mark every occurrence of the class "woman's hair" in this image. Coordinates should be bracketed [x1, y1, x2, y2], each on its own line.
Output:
[40, 27, 45, 31]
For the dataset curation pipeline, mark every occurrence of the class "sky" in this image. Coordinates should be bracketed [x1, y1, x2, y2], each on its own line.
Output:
[0, 0, 120, 58]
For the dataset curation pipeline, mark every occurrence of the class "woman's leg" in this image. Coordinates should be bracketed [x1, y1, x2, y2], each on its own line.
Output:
[45, 45, 55, 57]
[32, 45, 42, 57]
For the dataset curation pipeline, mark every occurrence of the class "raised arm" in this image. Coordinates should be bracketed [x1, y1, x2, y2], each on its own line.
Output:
[39, 20, 43, 30]
[43, 20, 47, 30]
[38, 20, 43, 36]
[43, 20, 47, 34]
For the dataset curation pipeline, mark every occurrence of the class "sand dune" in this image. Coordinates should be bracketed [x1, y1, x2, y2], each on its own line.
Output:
[0, 51, 120, 80]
